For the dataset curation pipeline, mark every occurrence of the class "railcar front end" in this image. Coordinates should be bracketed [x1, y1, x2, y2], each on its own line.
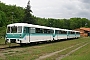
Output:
[5, 26, 25, 44]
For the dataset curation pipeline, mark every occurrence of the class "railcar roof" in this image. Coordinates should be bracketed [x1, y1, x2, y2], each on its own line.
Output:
[7, 23, 54, 29]
[53, 28, 67, 31]
[75, 31, 80, 32]
[66, 29, 80, 32]
[7, 23, 28, 26]
[7, 23, 79, 32]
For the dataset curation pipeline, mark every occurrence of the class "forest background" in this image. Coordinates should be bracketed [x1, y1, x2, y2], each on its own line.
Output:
[0, 1, 90, 37]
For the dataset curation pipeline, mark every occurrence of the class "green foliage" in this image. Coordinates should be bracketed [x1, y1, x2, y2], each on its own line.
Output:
[0, 11, 6, 27]
[34, 17, 90, 30]
[0, 2, 25, 26]
[0, 26, 6, 37]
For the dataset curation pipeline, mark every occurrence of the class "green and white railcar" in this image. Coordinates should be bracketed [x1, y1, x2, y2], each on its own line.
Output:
[5, 23, 80, 44]
[5, 23, 54, 44]
[75, 31, 80, 38]
[67, 30, 80, 39]
[53, 28, 68, 40]
[67, 30, 76, 39]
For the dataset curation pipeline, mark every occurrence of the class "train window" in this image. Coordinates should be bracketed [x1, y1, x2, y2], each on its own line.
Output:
[55, 30, 58, 34]
[71, 32, 75, 34]
[17, 26, 22, 33]
[36, 28, 41, 33]
[24, 27, 26, 33]
[30, 28, 35, 33]
[11, 26, 17, 33]
[47, 29, 51, 34]
[51, 30, 54, 34]
[40, 29, 44, 33]
[68, 31, 70, 34]
[55, 30, 67, 34]
[69, 31, 71, 34]
[56, 30, 60, 34]
[43, 29, 52, 34]
[61, 31, 67, 34]
[7, 27, 10, 33]
[35, 28, 52, 34]
[76, 32, 80, 34]
[58, 30, 61, 34]
[43, 29, 47, 33]
[24, 27, 29, 33]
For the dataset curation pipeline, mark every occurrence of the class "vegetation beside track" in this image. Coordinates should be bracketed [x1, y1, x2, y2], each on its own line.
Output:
[62, 39, 90, 60]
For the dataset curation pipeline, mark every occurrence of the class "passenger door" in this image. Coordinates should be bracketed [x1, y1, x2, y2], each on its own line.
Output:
[25, 27, 30, 43]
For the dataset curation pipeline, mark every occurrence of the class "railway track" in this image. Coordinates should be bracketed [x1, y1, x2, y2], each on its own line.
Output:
[0, 44, 20, 51]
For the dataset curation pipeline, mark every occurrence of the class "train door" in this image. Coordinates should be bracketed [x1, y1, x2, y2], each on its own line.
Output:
[67, 31, 69, 39]
[25, 27, 30, 43]
[56, 30, 58, 40]
[53, 30, 57, 40]
[28, 27, 30, 43]
[51, 29, 55, 41]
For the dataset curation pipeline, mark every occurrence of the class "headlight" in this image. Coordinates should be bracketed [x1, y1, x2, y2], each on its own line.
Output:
[20, 34, 22, 38]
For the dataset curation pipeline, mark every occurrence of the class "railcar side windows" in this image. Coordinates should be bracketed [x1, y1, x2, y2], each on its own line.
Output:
[76, 32, 80, 34]
[51, 30, 54, 34]
[56, 30, 60, 34]
[44, 29, 50, 34]
[35, 28, 52, 34]
[30, 28, 35, 33]
[61, 31, 67, 34]
[36, 28, 41, 33]
[71, 32, 75, 34]
[55, 30, 67, 34]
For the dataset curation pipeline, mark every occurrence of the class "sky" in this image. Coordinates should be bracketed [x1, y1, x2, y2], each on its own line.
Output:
[0, 0, 90, 19]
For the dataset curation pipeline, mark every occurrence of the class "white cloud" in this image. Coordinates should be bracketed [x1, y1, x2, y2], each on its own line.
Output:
[0, 0, 90, 19]
[0, 0, 28, 7]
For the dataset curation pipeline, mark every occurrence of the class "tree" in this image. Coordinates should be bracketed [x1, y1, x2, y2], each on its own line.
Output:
[23, 0, 35, 24]
[47, 18, 55, 27]
[0, 11, 6, 27]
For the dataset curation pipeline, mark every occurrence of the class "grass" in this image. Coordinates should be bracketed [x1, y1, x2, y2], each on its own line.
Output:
[43, 40, 88, 60]
[62, 39, 90, 60]
[0, 37, 90, 60]
[0, 37, 5, 44]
